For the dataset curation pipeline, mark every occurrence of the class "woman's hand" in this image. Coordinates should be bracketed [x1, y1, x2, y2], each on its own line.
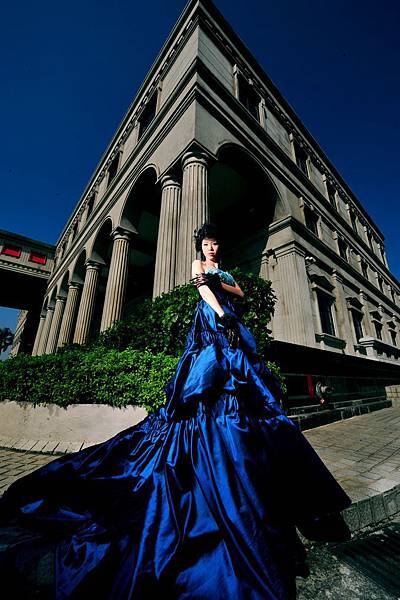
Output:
[189, 272, 222, 291]
[218, 313, 240, 348]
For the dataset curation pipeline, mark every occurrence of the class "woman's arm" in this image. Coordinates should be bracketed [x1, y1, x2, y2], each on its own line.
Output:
[220, 281, 244, 298]
[191, 260, 225, 317]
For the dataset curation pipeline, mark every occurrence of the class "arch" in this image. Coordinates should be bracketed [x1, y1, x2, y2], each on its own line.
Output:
[57, 271, 71, 298]
[70, 249, 87, 286]
[87, 219, 114, 263]
[119, 165, 159, 231]
[209, 143, 285, 275]
[86, 219, 114, 339]
[118, 166, 162, 311]
[46, 289, 56, 309]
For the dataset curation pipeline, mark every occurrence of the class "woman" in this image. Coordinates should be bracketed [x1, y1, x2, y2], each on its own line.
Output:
[0, 222, 351, 599]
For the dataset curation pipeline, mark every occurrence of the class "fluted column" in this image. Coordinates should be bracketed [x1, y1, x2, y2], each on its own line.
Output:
[100, 229, 132, 332]
[73, 260, 101, 345]
[57, 283, 81, 349]
[273, 245, 316, 346]
[358, 290, 373, 338]
[37, 307, 54, 355]
[153, 175, 181, 297]
[32, 313, 46, 356]
[331, 270, 355, 347]
[45, 296, 66, 354]
[176, 151, 210, 285]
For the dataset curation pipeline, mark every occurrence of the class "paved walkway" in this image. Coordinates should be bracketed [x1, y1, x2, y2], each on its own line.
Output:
[1, 406, 399, 530]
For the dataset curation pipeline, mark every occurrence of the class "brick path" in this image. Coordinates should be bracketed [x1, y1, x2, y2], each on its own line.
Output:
[0, 449, 54, 497]
[304, 406, 400, 503]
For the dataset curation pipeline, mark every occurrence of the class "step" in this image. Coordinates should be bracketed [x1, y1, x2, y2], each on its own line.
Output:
[289, 399, 392, 431]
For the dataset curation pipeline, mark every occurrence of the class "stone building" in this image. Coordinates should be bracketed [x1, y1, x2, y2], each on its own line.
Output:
[0, 230, 54, 355]
[30, 0, 400, 414]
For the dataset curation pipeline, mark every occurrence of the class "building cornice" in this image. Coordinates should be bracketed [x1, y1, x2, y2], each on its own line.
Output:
[55, 3, 201, 247]
[196, 1, 385, 241]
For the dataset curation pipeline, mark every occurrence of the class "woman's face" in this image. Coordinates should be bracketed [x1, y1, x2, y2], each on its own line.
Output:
[202, 237, 219, 260]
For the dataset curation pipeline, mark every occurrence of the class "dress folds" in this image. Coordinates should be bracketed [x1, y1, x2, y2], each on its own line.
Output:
[0, 269, 351, 599]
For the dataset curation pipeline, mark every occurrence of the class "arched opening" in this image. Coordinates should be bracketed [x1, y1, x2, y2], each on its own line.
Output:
[209, 145, 282, 274]
[89, 220, 113, 339]
[58, 271, 70, 299]
[120, 168, 161, 313]
[71, 250, 87, 287]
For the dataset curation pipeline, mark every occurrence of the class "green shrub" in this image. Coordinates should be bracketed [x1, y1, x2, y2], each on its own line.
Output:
[0, 348, 178, 413]
[92, 268, 277, 357]
[0, 269, 286, 407]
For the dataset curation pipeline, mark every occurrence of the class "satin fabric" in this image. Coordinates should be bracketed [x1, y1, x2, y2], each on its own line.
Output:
[0, 270, 351, 599]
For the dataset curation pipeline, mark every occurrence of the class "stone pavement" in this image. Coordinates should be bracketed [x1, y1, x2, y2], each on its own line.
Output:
[304, 406, 400, 531]
[0, 406, 399, 531]
[0, 449, 54, 497]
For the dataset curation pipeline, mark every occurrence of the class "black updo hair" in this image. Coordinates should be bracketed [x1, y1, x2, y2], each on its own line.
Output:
[193, 222, 222, 263]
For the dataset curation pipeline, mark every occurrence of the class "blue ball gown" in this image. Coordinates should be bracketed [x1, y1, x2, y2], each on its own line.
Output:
[0, 268, 351, 599]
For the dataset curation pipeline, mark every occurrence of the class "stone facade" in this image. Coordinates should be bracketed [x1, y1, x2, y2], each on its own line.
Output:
[29, 1, 400, 388]
[0, 230, 55, 355]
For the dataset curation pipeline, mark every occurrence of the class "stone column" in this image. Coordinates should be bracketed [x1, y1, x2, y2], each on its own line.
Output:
[153, 175, 181, 297]
[331, 270, 356, 349]
[45, 296, 66, 354]
[32, 313, 46, 356]
[176, 151, 210, 285]
[57, 283, 81, 349]
[272, 245, 316, 346]
[73, 260, 101, 345]
[358, 290, 373, 337]
[37, 307, 54, 356]
[100, 229, 132, 332]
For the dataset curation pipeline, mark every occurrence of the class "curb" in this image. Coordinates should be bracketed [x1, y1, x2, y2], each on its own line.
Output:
[343, 483, 400, 532]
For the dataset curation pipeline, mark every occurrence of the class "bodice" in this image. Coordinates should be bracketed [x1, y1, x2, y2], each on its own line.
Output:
[204, 267, 236, 287]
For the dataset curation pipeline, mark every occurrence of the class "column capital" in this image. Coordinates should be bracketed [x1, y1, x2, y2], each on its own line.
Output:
[181, 150, 209, 170]
[56, 295, 67, 303]
[85, 259, 103, 271]
[160, 173, 181, 190]
[68, 281, 82, 291]
[331, 269, 344, 283]
[111, 227, 136, 242]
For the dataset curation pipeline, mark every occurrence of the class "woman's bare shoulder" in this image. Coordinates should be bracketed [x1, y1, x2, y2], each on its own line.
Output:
[191, 259, 204, 277]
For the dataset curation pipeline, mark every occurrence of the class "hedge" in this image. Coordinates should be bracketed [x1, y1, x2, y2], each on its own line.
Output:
[0, 269, 287, 409]
[0, 347, 178, 413]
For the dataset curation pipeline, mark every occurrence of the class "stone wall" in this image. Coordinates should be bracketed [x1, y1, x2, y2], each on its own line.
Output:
[385, 384, 400, 408]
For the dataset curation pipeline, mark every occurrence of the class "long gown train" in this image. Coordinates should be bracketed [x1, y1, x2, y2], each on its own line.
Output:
[0, 269, 352, 599]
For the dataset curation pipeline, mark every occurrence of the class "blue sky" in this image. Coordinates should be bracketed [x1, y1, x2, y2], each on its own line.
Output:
[1, 0, 399, 341]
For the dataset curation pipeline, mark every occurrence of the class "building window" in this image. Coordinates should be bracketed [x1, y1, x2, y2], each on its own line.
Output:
[1, 244, 22, 258]
[237, 73, 260, 120]
[361, 260, 368, 279]
[390, 329, 397, 346]
[326, 181, 337, 208]
[377, 276, 384, 293]
[138, 92, 158, 140]
[29, 252, 47, 265]
[374, 321, 383, 341]
[351, 311, 364, 342]
[379, 246, 385, 263]
[390, 288, 396, 304]
[304, 205, 319, 236]
[107, 153, 120, 188]
[317, 291, 335, 336]
[338, 238, 348, 260]
[294, 142, 309, 176]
